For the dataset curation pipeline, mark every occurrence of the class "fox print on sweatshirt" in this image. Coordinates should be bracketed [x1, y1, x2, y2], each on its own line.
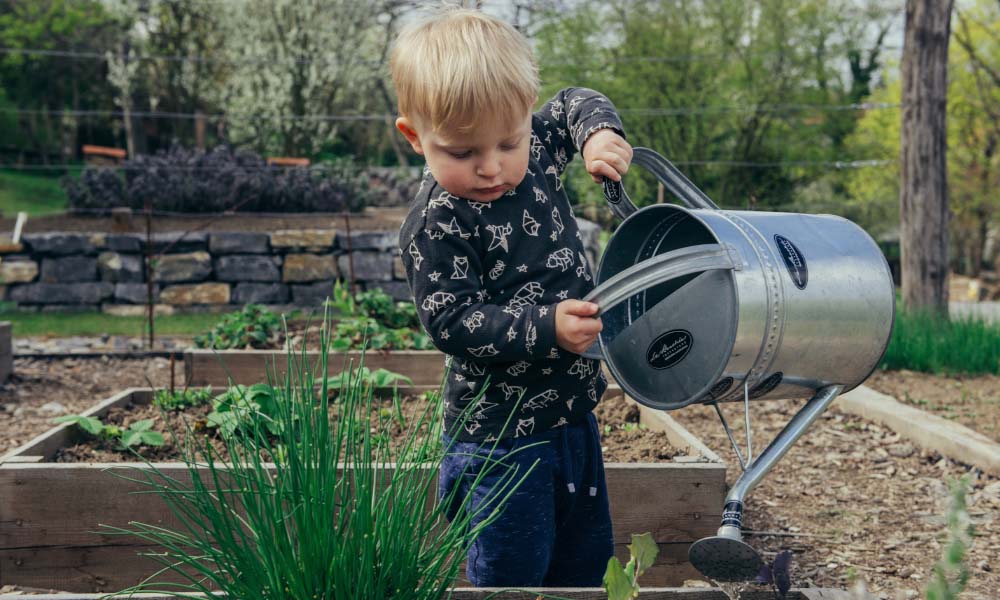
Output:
[399, 87, 624, 442]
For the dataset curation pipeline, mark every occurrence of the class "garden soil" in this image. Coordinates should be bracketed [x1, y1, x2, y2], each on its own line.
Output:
[46, 390, 685, 464]
[866, 369, 999, 442]
[2, 359, 998, 598]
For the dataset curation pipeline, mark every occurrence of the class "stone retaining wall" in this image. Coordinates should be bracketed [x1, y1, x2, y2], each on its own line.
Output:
[0, 219, 602, 314]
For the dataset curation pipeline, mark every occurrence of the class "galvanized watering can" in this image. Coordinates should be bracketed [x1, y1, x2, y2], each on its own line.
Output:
[581, 148, 895, 581]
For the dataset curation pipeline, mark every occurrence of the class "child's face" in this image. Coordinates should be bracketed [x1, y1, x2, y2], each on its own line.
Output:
[396, 111, 532, 202]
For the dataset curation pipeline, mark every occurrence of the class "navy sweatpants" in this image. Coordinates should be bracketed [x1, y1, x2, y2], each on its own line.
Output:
[438, 412, 614, 587]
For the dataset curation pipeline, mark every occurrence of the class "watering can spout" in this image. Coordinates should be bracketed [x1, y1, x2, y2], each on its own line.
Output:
[688, 384, 843, 582]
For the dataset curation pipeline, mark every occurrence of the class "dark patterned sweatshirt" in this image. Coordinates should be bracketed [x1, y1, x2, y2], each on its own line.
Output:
[399, 87, 624, 442]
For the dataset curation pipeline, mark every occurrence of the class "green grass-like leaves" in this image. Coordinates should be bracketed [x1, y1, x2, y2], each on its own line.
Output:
[882, 309, 1000, 376]
[98, 307, 533, 599]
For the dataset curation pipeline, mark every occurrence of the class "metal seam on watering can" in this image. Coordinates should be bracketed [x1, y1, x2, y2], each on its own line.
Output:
[715, 211, 786, 402]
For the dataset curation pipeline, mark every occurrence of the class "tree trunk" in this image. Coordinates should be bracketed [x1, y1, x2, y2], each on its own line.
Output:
[899, 0, 954, 314]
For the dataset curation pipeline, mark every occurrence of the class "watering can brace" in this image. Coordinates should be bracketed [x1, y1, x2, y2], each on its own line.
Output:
[582, 148, 895, 581]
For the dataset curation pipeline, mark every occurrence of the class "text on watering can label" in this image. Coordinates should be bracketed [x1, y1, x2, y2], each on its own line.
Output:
[646, 329, 693, 369]
[774, 234, 808, 290]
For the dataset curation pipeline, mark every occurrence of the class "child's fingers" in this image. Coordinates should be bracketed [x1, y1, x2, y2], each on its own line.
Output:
[588, 152, 630, 179]
[586, 159, 619, 182]
[573, 316, 603, 336]
[561, 299, 599, 316]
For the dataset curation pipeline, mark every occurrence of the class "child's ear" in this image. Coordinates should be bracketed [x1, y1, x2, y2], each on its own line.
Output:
[396, 117, 424, 155]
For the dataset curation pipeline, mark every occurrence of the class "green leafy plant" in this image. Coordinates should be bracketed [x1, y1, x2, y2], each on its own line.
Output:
[603, 532, 659, 600]
[925, 477, 974, 600]
[99, 307, 532, 599]
[152, 386, 213, 411]
[53, 415, 165, 450]
[325, 281, 431, 351]
[330, 316, 432, 351]
[205, 383, 282, 438]
[328, 280, 421, 329]
[194, 304, 283, 350]
[324, 366, 413, 392]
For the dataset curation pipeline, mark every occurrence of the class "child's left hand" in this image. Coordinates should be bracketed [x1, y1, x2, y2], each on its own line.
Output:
[582, 129, 632, 183]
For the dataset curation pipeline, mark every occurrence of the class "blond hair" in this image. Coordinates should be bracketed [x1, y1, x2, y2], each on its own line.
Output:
[390, 7, 539, 133]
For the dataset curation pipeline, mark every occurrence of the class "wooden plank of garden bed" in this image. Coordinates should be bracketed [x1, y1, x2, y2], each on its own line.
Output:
[0, 537, 702, 593]
[0, 591, 851, 600]
[184, 348, 449, 386]
[839, 385, 1000, 476]
[0, 389, 726, 590]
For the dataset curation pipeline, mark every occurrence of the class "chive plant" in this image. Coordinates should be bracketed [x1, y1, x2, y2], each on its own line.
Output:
[102, 306, 534, 599]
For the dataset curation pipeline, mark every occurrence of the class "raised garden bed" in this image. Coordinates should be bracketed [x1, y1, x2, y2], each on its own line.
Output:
[0, 386, 726, 592]
[865, 369, 999, 442]
[0, 589, 852, 599]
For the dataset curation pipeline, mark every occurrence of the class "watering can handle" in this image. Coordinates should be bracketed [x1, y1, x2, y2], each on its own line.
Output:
[582, 243, 740, 317]
[602, 147, 720, 218]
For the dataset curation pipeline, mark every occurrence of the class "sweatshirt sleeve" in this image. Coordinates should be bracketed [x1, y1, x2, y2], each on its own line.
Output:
[532, 87, 626, 177]
[400, 194, 558, 364]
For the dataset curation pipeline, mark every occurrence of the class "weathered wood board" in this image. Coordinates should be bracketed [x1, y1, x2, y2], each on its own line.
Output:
[184, 348, 449, 386]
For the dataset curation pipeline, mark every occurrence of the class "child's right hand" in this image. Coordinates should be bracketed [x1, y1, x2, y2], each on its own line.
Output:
[555, 300, 603, 354]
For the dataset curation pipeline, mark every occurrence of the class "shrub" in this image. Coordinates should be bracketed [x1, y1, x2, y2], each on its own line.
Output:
[881, 308, 1000, 375]
[63, 145, 372, 213]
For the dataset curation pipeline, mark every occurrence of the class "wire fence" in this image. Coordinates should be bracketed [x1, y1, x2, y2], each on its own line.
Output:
[0, 44, 904, 68]
[0, 39, 902, 173]
[0, 158, 895, 172]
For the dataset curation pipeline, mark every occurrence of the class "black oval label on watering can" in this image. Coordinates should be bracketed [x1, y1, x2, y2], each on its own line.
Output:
[708, 377, 734, 399]
[774, 235, 808, 290]
[748, 372, 784, 399]
[646, 329, 693, 369]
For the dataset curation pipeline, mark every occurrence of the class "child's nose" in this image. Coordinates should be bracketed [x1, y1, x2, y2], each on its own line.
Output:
[476, 155, 502, 179]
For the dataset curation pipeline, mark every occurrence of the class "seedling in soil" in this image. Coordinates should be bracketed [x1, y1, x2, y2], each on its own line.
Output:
[206, 383, 283, 437]
[153, 385, 214, 411]
[194, 304, 283, 350]
[755, 549, 793, 598]
[603, 532, 659, 600]
[52, 414, 165, 451]
[924, 477, 973, 600]
[324, 281, 432, 350]
[323, 366, 413, 392]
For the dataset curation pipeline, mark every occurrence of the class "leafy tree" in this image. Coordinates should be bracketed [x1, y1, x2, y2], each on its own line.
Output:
[846, 0, 999, 276]
[217, 0, 407, 158]
[106, 0, 230, 152]
[0, 0, 122, 163]
[532, 0, 896, 214]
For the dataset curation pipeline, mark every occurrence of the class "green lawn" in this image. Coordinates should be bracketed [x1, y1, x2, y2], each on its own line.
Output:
[0, 310, 223, 338]
[0, 170, 70, 217]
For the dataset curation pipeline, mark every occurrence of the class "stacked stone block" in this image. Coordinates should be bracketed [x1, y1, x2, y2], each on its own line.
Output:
[0, 217, 601, 312]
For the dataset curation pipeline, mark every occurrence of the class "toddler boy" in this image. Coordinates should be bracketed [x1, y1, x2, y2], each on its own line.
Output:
[391, 6, 632, 587]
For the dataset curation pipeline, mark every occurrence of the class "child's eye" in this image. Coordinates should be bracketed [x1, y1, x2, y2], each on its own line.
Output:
[448, 151, 471, 159]
[500, 145, 518, 152]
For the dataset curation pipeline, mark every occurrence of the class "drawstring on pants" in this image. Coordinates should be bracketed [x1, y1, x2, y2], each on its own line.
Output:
[559, 416, 601, 497]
